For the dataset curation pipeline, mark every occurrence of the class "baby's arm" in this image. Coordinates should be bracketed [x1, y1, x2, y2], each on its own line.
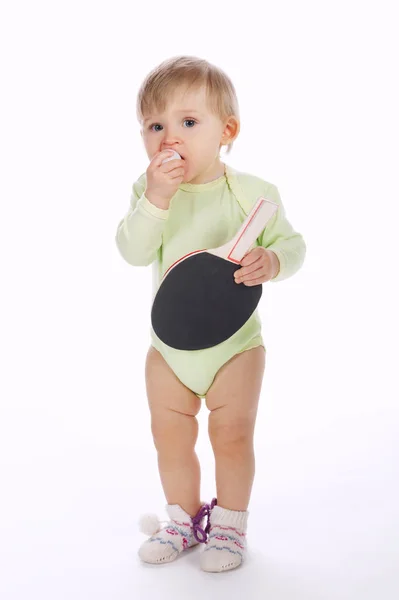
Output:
[115, 175, 168, 266]
[259, 184, 306, 283]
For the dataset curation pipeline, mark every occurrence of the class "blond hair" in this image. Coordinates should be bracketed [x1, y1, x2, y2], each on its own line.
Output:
[136, 56, 240, 155]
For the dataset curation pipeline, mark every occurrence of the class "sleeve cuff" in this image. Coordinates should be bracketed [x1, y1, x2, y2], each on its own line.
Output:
[268, 247, 286, 282]
[136, 194, 169, 220]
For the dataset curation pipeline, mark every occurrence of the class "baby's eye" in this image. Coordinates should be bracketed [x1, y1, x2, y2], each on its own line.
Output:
[149, 119, 197, 132]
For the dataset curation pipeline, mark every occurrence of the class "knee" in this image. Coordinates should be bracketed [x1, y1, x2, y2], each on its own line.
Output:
[208, 411, 254, 451]
[151, 409, 199, 454]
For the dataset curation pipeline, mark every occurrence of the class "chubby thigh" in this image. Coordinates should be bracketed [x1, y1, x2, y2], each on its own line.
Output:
[205, 346, 266, 444]
[145, 346, 202, 413]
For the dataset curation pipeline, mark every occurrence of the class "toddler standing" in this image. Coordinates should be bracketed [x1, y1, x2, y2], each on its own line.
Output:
[115, 55, 306, 572]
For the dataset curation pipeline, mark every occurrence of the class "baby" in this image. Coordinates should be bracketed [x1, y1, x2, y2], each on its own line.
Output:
[115, 55, 306, 572]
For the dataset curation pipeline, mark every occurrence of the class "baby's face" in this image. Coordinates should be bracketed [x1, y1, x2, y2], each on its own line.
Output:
[140, 85, 228, 182]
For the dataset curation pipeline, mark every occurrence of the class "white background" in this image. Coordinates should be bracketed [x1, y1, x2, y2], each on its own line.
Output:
[1, 0, 398, 598]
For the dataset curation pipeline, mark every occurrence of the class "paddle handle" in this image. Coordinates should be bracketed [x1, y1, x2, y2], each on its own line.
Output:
[209, 197, 279, 263]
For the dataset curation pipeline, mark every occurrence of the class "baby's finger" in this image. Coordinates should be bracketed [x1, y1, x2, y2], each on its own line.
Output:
[161, 159, 185, 173]
[234, 258, 263, 280]
[235, 265, 265, 283]
[241, 275, 268, 286]
[240, 247, 264, 266]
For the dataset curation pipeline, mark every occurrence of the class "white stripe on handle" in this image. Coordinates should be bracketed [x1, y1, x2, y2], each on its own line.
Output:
[208, 197, 279, 263]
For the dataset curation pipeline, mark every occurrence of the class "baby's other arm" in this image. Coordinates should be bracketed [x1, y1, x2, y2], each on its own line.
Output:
[259, 184, 307, 283]
[115, 175, 168, 266]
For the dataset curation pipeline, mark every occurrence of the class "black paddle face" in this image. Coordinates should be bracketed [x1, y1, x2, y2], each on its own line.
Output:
[151, 252, 262, 350]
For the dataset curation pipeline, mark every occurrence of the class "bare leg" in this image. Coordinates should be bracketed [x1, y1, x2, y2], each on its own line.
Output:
[205, 346, 266, 511]
[145, 346, 203, 517]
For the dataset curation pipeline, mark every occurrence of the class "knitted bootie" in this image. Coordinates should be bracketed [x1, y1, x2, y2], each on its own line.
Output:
[200, 502, 248, 572]
[138, 500, 215, 564]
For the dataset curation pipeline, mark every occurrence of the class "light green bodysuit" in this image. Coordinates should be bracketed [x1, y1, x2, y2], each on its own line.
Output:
[116, 163, 306, 398]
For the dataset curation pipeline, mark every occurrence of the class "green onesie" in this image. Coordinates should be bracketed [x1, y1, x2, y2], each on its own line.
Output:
[115, 163, 306, 398]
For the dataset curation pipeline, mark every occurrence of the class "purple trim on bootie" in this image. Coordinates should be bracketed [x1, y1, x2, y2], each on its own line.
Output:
[191, 498, 218, 543]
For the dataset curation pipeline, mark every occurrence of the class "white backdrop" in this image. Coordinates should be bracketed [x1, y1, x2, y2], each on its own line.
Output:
[1, 1, 398, 598]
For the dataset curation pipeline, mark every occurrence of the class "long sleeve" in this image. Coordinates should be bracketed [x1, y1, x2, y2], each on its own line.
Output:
[115, 175, 169, 267]
[259, 183, 306, 283]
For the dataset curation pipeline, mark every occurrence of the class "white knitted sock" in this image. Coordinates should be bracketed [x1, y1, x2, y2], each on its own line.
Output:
[200, 504, 248, 572]
[138, 502, 210, 564]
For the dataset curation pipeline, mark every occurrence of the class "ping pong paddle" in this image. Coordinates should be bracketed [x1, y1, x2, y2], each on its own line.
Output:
[151, 196, 278, 350]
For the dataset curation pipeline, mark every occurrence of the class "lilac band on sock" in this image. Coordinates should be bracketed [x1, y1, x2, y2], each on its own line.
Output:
[191, 497, 217, 543]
